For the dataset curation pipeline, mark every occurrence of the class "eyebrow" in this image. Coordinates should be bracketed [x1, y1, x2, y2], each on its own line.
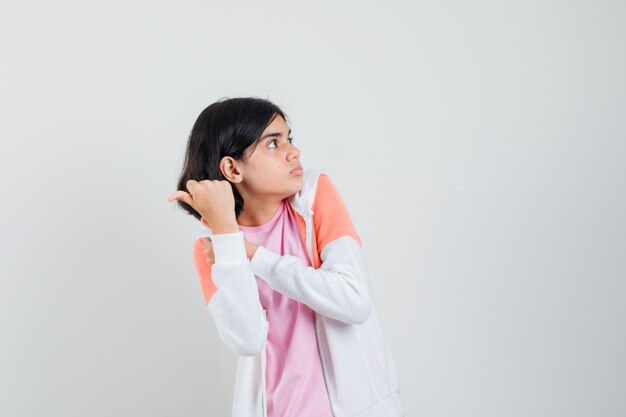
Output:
[260, 128, 292, 141]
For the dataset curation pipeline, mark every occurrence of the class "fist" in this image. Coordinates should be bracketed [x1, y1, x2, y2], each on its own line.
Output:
[168, 179, 238, 232]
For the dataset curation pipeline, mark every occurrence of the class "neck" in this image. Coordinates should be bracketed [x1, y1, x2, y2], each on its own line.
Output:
[237, 198, 284, 227]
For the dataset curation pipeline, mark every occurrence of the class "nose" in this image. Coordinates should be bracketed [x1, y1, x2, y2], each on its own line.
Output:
[288, 144, 300, 161]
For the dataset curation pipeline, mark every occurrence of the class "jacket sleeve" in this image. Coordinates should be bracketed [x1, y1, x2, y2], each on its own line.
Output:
[193, 231, 269, 356]
[249, 173, 372, 325]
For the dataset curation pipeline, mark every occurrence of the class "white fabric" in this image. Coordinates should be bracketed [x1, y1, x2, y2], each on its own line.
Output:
[200, 169, 405, 417]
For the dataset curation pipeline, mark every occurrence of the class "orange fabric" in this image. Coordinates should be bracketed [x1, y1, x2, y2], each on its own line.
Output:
[311, 174, 362, 268]
[192, 172, 360, 304]
[193, 237, 217, 305]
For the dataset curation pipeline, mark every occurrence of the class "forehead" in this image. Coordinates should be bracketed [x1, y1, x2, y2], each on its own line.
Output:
[242, 114, 290, 159]
[262, 114, 288, 132]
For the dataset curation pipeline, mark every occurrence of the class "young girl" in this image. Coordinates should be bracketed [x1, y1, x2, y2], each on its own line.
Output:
[168, 97, 404, 417]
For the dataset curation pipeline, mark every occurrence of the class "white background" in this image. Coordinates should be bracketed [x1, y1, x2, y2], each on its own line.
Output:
[1, 0, 625, 416]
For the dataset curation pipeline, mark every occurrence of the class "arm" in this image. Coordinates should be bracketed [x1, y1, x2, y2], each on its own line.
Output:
[249, 174, 372, 325]
[250, 237, 372, 324]
[193, 231, 268, 356]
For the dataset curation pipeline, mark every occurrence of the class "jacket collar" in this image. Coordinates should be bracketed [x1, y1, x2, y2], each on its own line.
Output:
[287, 168, 322, 219]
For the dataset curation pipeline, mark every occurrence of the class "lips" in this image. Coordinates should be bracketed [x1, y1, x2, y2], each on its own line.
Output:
[290, 166, 303, 174]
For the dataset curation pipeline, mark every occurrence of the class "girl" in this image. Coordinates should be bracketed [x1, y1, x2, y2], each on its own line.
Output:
[168, 97, 404, 417]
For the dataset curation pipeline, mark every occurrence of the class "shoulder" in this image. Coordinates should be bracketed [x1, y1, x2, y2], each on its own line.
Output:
[192, 236, 217, 305]
[192, 237, 209, 271]
[193, 236, 204, 254]
[311, 171, 362, 248]
[312, 172, 345, 212]
[314, 172, 333, 195]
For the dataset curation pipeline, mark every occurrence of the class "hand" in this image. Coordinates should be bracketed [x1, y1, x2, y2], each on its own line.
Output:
[202, 237, 259, 265]
[168, 179, 238, 233]
[245, 240, 259, 261]
[202, 237, 215, 266]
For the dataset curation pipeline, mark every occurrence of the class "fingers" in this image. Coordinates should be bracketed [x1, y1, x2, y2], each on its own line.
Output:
[167, 190, 193, 205]
[202, 237, 214, 264]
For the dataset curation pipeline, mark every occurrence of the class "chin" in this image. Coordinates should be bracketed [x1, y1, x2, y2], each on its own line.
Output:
[293, 175, 304, 191]
[285, 176, 304, 196]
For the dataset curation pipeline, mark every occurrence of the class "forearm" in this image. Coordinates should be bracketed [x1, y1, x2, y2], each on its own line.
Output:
[249, 236, 372, 324]
[208, 231, 268, 356]
[205, 217, 259, 260]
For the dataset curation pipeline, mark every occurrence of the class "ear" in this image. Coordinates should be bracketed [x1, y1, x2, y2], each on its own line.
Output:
[219, 156, 243, 183]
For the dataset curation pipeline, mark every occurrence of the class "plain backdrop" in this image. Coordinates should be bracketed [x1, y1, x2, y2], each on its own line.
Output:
[1, 0, 625, 416]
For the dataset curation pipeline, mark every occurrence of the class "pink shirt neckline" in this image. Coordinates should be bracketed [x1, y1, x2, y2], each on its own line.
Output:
[236, 197, 333, 416]
[238, 200, 286, 233]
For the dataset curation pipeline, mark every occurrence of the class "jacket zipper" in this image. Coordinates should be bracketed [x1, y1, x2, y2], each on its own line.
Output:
[315, 312, 336, 416]
[261, 308, 268, 417]
[306, 214, 336, 417]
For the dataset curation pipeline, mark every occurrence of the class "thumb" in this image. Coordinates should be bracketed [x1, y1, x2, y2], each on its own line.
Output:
[168, 190, 194, 206]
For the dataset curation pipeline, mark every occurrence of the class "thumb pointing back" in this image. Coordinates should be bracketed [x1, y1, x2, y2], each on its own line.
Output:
[168, 190, 194, 207]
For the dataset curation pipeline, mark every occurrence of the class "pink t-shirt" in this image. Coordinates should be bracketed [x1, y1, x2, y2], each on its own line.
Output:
[238, 198, 334, 417]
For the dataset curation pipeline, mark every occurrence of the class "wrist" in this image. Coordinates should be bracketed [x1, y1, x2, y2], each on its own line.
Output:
[211, 221, 240, 235]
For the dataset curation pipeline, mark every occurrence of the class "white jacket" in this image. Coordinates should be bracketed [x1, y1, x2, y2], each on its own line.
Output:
[193, 169, 405, 417]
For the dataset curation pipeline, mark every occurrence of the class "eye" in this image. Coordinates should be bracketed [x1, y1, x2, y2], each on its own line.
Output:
[268, 137, 295, 149]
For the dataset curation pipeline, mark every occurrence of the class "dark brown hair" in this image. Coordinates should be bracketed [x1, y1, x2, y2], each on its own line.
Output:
[173, 96, 288, 220]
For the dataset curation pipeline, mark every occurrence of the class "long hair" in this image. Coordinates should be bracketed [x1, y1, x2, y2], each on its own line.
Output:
[174, 96, 289, 221]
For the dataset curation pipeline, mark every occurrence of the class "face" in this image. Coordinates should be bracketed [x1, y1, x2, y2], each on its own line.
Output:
[232, 114, 304, 200]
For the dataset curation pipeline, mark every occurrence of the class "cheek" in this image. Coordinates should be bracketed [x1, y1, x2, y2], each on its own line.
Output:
[264, 174, 286, 188]
[264, 168, 291, 188]
[247, 158, 291, 188]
